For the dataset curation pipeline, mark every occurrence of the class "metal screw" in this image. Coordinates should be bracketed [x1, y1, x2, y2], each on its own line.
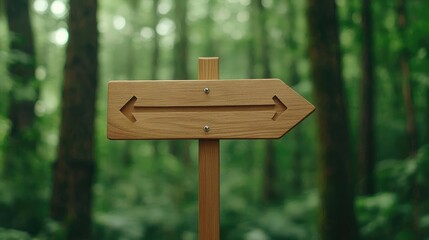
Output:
[204, 87, 210, 94]
[204, 125, 210, 132]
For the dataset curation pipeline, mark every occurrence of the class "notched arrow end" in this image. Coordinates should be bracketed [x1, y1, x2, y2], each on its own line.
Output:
[120, 96, 137, 123]
[272, 95, 287, 121]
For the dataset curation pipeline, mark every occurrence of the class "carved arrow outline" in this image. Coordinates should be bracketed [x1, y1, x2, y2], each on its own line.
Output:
[120, 95, 287, 123]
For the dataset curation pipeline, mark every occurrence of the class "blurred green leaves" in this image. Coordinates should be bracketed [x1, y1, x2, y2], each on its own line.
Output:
[0, 0, 428, 239]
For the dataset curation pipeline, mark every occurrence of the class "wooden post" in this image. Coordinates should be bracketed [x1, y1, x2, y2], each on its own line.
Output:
[198, 57, 220, 240]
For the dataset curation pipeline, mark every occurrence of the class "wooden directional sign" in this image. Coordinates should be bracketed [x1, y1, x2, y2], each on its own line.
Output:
[107, 79, 314, 139]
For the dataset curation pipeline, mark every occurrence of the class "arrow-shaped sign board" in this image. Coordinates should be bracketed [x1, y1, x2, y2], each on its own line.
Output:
[107, 79, 314, 139]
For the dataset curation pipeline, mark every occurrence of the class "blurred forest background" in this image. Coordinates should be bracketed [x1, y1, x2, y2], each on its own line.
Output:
[0, 0, 429, 239]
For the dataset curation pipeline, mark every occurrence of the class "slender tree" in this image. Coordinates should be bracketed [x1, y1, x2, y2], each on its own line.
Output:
[204, 0, 216, 56]
[247, 0, 282, 204]
[306, 0, 359, 239]
[126, 0, 139, 80]
[170, 0, 191, 164]
[286, 0, 303, 194]
[397, 0, 417, 156]
[173, 0, 189, 80]
[151, 0, 162, 157]
[397, 0, 421, 237]
[121, 0, 141, 166]
[257, 0, 271, 79]
[427, 89, 429, 144]
[262, 140, 278, 203]
[151, 0, 160, 80]
[359, 0, 376, 195]
[4, 0, 38, 177]
[3, 0, 45, 233]
[247, 3, 257, 79]
[50, 0, 99, 239]
[250, 0, 279, 204]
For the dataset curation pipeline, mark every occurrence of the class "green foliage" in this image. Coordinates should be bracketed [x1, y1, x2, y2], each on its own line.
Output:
[357, 145, 429, 239]
[357, 193, 398, 238]
[0, 0, 428, 239]
[0, 228, 32, 240]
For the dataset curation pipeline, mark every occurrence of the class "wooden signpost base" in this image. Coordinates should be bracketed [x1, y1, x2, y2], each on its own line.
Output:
[198, 58, 220, 240]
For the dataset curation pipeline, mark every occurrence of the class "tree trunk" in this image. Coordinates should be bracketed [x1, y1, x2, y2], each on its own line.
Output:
[359, 0, 376, 195]
[248, 0, 260, 78]
[151, 0, 160, 80]
[396, 0, 417, 157]
[121, 0, 140, 167]
[4, 0, 38, 177]
[291, 124, 303, 194]
[3, 0, 43, 233]
[173, 0, 188, 80]
[258, 5, 271, 79]
[262, 140, 278, 203]
[151, 0, 161, 159]
[286, 0, 303, 194]
[290, 62, 304, 194]
[396, 0, 420, 238]
[126, 0, 139, 80]
[204, 0, 216, 56]
[427, 88, 429, 144]
[250, 0, 278, 204]
[306, 0, 359, 239]
[170, 0, 191, 165]
[50, 0, 99, 239]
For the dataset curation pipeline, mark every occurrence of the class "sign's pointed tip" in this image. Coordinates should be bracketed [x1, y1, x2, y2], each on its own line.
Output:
[120, 96, 137, 123]
[308, 103, 316, 114]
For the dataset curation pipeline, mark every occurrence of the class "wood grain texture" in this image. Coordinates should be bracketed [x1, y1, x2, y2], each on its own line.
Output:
[198, 57, 220, 240]
[107, 79, 314, 139]
[199, 139, 220, 240]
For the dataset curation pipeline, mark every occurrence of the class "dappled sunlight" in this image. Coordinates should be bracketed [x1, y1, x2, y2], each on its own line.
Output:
[113, 15, 126, 30]
[156, 18, 175, 36]
[33, 0, 49, 14]
[50, 0, 67, 18]
[49, 27, 68, 46]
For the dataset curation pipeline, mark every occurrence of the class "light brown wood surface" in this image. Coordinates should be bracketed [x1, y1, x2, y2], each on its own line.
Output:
[198, 57, 220, 240]
[199, 139, 220, 240]
[107, 77, 314, 139]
